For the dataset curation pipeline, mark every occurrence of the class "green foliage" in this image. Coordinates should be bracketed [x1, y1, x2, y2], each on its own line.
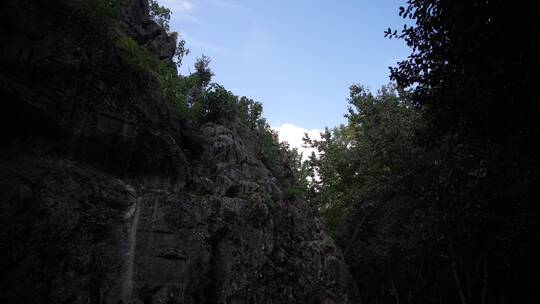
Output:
[170, 32, 190, 68]
[234, 95, 297, 185]
[312, 1, 540, 303]
[113, 35, 206, 122]
[115, 36, 155, 72]
[104, 0, 288, 170]
[152, 54, 223, 122]
[70, 0, 300, 195]
[238, 97, 264, 129]
[306, 84, 429, 303]
[110, 41, 289, 187]
[259, 127, 281, 175]
[149, 0, 172, 31]
[194, 55, 214, 87]
[148, 1, 191, 68]
[204, 84, 238, 120]
[283, 148, 312, 199]
[386, 1, 539, 303]
[158, 65, 196, 120]
[284, 185, 303, 201]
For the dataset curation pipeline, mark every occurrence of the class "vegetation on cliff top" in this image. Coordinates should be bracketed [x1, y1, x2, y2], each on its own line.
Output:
[113, 0, 301, 189]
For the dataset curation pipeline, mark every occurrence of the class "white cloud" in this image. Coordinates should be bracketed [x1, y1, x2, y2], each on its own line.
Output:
[272, 123, 321, 161]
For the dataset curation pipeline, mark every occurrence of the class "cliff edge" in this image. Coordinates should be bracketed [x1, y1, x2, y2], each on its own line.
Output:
[0, 1, 358, 303]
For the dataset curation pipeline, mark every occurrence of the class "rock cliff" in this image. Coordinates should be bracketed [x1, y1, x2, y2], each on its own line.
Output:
[0, 0, 357, 303]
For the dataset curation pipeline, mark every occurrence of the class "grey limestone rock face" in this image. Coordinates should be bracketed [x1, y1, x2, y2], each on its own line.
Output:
[0, 123, 358, 304]
[124, 0, 178, 65]
[0, 0, 358, 303]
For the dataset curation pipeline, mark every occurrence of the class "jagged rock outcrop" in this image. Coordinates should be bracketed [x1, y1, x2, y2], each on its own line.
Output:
[123, 0, 177, 63]
[0, 1, 358, 303]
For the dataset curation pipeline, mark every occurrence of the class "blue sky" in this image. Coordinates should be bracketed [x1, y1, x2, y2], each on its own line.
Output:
[162, 0, 410, 153]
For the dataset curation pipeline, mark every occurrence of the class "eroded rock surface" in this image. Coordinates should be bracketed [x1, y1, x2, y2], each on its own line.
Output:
[0, 1, 358, 303]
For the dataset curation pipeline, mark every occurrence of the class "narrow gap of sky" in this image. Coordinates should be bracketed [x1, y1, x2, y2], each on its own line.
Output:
[163, 0, 410, 154]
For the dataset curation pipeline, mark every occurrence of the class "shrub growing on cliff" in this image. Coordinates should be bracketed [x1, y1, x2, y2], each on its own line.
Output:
[238, 97, 263, 129]
[149, 0, 172, 31]
[115, 36, 154, 72]
[149, 0, 190, 69]
[111, 0, 300, 187]
[112, 31, 198, 121]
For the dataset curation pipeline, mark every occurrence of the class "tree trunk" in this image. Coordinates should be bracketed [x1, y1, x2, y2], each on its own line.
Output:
[391, 280, 400, 304]
[449, 245, 467, 304]
[481, 260, 489, 304]
[344, 215, 367, 257]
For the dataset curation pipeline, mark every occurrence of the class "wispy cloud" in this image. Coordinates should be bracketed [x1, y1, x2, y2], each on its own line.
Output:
[160, 0, 199, 22]
[190, 40, 230, 55]
[208, 1, 244, 9]
[160, 0, 193, 12]
[181, 33, 235, 57]
[160, 0, 247, 24]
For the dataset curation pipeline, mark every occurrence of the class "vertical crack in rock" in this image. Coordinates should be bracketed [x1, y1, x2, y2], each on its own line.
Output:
[205, 226, 230, 304]
[123, 194, 142, 302]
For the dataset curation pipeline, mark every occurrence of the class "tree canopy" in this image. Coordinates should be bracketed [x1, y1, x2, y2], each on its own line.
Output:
[305, 1, 540, 303]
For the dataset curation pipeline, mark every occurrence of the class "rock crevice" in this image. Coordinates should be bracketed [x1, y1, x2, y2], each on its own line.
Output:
[0, 0, 358, 303]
